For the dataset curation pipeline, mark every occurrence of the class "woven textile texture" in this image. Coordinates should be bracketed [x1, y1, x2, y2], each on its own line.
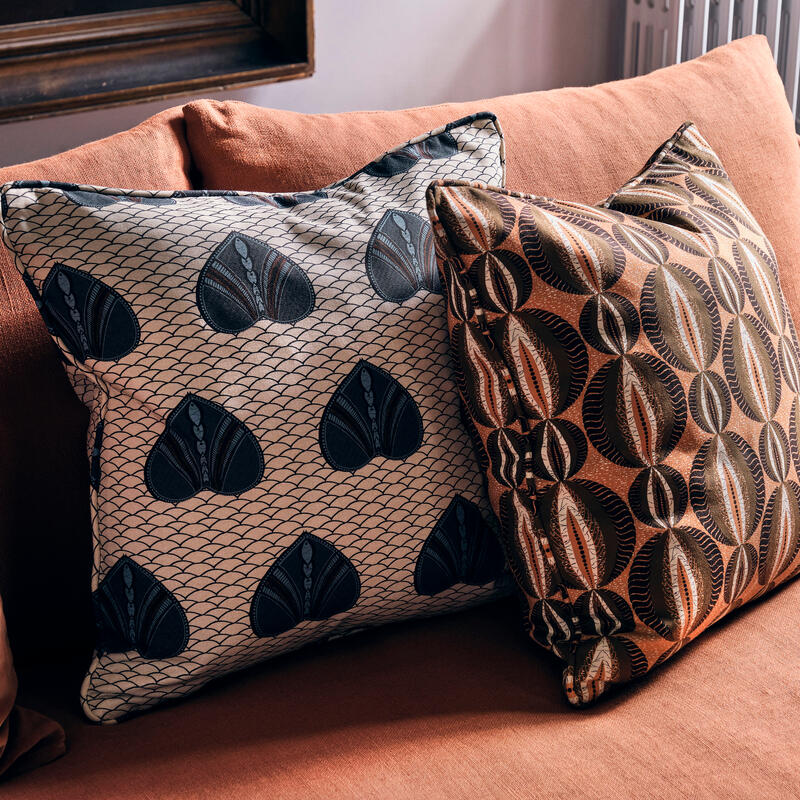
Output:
[427, 123, 800, 704]
[1, 114, 506, 722]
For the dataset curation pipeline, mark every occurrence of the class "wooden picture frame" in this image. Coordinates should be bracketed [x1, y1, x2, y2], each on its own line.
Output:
[0, 0, 314, 123]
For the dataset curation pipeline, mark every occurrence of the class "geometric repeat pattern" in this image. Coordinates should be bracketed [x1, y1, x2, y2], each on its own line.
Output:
[427, 123, 800, 706]
[0, 114, 507, 722]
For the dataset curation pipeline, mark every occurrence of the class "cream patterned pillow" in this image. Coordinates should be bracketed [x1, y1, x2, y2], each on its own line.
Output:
[1, 114, 507, 722]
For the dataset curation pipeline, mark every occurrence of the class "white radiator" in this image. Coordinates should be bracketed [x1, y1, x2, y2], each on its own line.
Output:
[625, 0, 800, 128]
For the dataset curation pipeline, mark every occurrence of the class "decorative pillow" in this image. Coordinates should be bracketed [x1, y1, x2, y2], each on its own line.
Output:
[426, 122, 800, 705]
[0, 113, 507, 722]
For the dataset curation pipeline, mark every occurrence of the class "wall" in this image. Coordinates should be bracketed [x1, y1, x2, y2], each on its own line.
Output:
[0, 0, 624, 167]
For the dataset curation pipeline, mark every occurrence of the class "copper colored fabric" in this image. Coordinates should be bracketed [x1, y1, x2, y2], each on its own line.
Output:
[427, 123, 800, 705]
[184, 36, 800, 329]
[4, 582, 800, 799]
[0, 107, 193, 668]
[0, 597, 64, 781]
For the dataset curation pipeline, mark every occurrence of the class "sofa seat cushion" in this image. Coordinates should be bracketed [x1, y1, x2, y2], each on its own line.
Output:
[6, 579, 800, 799]
[0, 107, 193, 669]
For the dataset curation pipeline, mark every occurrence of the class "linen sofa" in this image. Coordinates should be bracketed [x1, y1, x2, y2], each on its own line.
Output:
[2, 36, 800, 798]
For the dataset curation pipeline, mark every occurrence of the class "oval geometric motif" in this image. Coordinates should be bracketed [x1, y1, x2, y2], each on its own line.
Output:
[486, 427, 529, 488]
[536, 479, 635, 590]
[529, 598, 575, 658]
[498, 488, 556, 599]
[688, 370, 730, 434]
[470, 248, 531, 313]
[778, 334, 800, 393]
[494, 309, 588, 421]
[452, 321, 515, 429]
[723, 314, 780, 422]
[578, 291, 640, 355]
[759, 481, 800, 588]
[707, 255, 745, 315]
[723, 543, 757, 605]
[441, 256, 474, 322]
[563, 634, 647, 706]
[627, 464, 688, 528]
[690, 431, 764, 546]
[573, 588, 635, 637]
[432, 184, 516, 255]
[582, 353, 686, 468]
[640, 262, 720, 373]
[529, 418, 587, 482]
[733, 239, 785, 335]
[611, 222, 668, 265]
[759, 420, 791, 482]
[628, 527, 722, 642]
[518, 204, 625, 295]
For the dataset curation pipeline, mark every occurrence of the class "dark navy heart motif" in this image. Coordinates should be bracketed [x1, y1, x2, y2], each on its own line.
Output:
[145, 393, 264, 503]
[250, 532, 361, 638]
[319, 360, 423, 472]
[414, 494, 505, 596]
[93, 556, 189, 660]
[196, 232, 315, 334]
[365, 210, 440, 302]
[39, 263, 140, 362]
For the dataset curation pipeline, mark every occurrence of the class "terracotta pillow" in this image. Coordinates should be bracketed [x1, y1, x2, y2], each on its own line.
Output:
[427, 123, 800, 704]
[183, 36, 800, 331]
[0, 114, 506, 722]
[0, 596, 64, 780]
[0, 107, 193, 669]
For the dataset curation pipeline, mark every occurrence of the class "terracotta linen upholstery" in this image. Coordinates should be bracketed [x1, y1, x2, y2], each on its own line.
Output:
[183, 36, 800, 335]
[0, 108, 193, 668]
[1, 116, 507, 721]
[5, 583, 800, 799]
[427, 123, 800, 704]
[0, 597, 64, 780]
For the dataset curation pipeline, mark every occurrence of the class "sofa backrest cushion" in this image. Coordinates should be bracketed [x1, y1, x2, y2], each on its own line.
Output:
[184, 36, 800, 330]
[0, 107, 193, 667]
